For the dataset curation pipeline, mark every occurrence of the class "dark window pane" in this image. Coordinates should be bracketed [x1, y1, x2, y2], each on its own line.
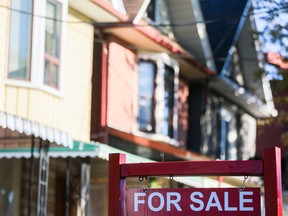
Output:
[147, 0, 156, 21]
[8, 0, 32, 80]
[138, 61, 155, 132]
[163, 65, 174, 137]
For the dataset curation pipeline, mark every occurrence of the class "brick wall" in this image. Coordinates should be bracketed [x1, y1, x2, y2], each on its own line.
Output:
[177, 79, 189, 148]
[107, 41, 137, 133]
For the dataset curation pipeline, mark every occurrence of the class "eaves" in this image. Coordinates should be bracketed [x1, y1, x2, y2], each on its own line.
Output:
[69, 0, 216, 79]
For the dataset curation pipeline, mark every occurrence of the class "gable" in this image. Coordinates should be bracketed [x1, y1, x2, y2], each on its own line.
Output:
[200, 0, 250, 73]
[123, 0, 146, 21]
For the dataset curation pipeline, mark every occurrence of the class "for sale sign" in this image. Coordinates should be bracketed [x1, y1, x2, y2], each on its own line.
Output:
[127, 188, 261, 216]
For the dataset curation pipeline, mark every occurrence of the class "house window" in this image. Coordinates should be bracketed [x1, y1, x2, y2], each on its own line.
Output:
[44, 0, 62, 88]
[163, 65, 174, 137]
[218, 107, 238, 160]
[8, 0, 33, 80]
[138, 56, 178, 139]
[138, 61, 156, 133]
[147, 0, 156, 22]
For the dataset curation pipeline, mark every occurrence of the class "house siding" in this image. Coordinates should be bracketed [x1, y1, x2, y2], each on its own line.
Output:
[0, 0, 9, 111]
[107, 41, 137, 133]
[1, 11, 94, 142]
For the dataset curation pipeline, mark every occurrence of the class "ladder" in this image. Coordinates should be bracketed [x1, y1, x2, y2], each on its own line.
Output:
[37, 139, 50, 216]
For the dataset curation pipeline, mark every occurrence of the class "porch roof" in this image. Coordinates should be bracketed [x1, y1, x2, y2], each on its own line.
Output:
[0, 140, 99, 159]
[0, 111, 73, 148]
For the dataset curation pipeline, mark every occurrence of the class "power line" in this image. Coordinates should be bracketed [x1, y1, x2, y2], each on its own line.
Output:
[0, 3, 288, 28]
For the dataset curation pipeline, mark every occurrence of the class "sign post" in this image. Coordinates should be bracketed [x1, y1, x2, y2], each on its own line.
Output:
[108, 147, 283, 216]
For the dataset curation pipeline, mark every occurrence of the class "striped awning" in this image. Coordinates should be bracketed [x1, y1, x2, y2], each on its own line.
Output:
[0, 111, 73, 148]
[0, 140, 99, 159]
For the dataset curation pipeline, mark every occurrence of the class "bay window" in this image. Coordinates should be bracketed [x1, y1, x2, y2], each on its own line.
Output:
[138, 54, 178, 140]
[138, 61, 156, 133]
[7, 0, 66, 92]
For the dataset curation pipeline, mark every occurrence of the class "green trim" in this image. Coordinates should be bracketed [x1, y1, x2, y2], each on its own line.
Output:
[0, 140, 99, 157]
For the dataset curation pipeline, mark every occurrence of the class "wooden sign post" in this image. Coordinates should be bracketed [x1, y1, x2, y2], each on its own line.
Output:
[108, 147, 283, 216]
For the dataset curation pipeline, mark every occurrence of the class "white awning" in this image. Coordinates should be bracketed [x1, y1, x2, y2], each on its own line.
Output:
[0, 111, 73, 148]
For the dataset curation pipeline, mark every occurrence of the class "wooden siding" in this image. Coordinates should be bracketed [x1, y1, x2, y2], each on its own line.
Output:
[107, 41, 137, 133]
[1, 9, 94, 142]
[0, 0, 9, 111]
[177, 79, 189, 148]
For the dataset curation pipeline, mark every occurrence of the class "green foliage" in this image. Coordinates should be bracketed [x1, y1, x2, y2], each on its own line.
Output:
[253, 0, 288, 146]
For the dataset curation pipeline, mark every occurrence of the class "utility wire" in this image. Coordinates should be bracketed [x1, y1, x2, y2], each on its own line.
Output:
[0, 3, 282, 64]
[0, 3, 288, 27]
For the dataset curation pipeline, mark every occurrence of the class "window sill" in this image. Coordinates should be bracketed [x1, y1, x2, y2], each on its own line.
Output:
[3, 79, 64, 98]
[133, 130, 179, 147]
[106, 127, 209, 160]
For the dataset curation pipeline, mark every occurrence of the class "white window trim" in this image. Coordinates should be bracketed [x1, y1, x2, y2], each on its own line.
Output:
[5, 0, 67, 97]
[32, 0, 67, 91]
[135, 53, 180, 145]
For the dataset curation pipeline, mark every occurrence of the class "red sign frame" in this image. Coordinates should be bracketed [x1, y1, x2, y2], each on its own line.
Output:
[108, 147, 283, 216]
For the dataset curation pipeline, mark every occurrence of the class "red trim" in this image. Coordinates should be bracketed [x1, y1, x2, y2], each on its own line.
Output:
[91, 1, 216, 77]
[121, 160, 263, 177]
[100, 43, 108, 128]
[263, 147, 283, 216]
[91, 0, 129, 21]
[108, 154, 126, 216]
[90, 37, 108, 143]
[134, 25, 216, 76]
[107, 127, 211, 160]
[44, 52, 60, 89]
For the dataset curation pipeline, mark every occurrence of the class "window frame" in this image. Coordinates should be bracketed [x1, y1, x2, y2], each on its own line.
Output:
[44, 0, 62, 89]
[138, 60, 157, 133]
[7, 0, 33, 81]
[5, 0, 67, 96]
[218, 106, 238, 160]
[137, 53, 179, 143]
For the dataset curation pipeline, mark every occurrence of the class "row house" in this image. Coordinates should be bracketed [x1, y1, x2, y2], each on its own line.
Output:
[89, 0, 277, 212]
[0, 0, 277, 215]
[0, 0, 214, 215]
[91, 0, 276, 162]
[0, 0, 104, 214]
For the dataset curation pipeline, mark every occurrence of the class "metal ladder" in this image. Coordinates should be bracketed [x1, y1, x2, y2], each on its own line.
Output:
[37, 139, 50, 216]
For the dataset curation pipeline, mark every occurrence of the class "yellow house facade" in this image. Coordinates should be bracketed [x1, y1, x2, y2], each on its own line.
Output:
[0, 0, 94, 145]
[0, 1, 98, 214]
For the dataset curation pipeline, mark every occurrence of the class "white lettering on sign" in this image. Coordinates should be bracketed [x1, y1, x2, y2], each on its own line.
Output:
[134, 192, 182, 212]
[205, 192, 222, 211]
[190, 192, 204, 211]
[134, 192, 146, 212]
[167, 192, 182, 211]
[224, 192, 237, 211]
[148, 192, 165, 211]
[134, 190, 255, 213]
[239, 191, 254, 211]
